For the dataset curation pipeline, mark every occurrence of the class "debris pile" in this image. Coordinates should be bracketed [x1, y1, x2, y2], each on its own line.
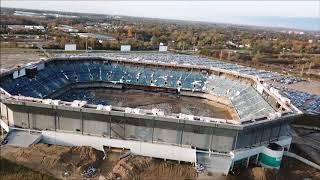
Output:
[140, 160, 197, 179]
[58, 146, 104, 173]
[196, 163, 205, 173]
[106, 155, 153, 180]
[13, 144, 104, 177]
[81, 166, 97, 178]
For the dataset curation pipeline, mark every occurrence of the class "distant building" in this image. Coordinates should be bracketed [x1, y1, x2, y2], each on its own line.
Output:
[14, 11, 45, 18]
[71, 33, 115, 41]
[159, 43, 168, 52]
[65, 44, 76, 51]
[25, 26, 45, 30]
[288, 30, 304, 35]
[226, 41, 238, 48]
[56, 25, 78, 33]
[7, 25, 45, 32]
[121, 45, 131, 52]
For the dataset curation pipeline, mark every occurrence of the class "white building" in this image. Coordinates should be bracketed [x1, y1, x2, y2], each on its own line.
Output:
[65, 44, 77, 51]
[121, 45, 131, 52]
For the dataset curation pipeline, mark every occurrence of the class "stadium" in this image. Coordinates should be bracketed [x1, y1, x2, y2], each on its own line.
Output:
[0, 52, 302, 174]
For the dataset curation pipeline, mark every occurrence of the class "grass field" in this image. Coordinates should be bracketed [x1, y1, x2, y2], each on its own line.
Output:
[0, 158, 56, 180]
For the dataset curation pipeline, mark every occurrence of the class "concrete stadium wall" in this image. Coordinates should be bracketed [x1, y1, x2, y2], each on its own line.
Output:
[4, 99, 293, 153]
[42, 130, 197, 163]
[0, 103, 8, 120]
[5, 102, 239, 152]
[233, 136, 292, 161]
[236, 121, 290, 149]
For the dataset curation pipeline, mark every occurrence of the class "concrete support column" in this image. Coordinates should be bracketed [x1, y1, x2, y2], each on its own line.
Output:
[54, 108, 57, 132]
[180, 122, 184, 147]
[6, 106, 9, 124]
[277, 123, 282, 140]
[57, 113, 60, 130]
[269, 126, 274, 142]
[230, 161, 234, 171]
[210, 128, 215, 150]
[260, 128, 265, 145]
[151, 120, 154, 143]
[1, 127, 3, 139]
[255, 154, 260, 165]
[246, 157, 250, 168]
[80, 109, 84, 135]
[233, 132, 239, 150]
[109, 116, 112, 138]
[287, 144, 291, 152]
[27, 111, 30, 129]
[123, 121, 126, 138]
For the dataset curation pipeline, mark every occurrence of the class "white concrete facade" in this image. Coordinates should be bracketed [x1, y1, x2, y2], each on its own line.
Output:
[42, 130, 196, 162]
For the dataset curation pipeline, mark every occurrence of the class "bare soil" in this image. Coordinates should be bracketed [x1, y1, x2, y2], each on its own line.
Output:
[1, 144, 320, 180]
[0, 144, 104, 179]
[268, 80, 320, 96]
[140, 159, 197, 180]
[0, 158, 56, 180]
[93, 88, 233, 119]
[0, 144, 197, 180]
[0, 48, 46, 69]
[227, 157, 320, 180]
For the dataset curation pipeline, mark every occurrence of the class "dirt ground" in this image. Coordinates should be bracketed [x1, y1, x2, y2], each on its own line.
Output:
[0, 158, 56, 180]
[227, 157, 320, 180]
[0, 144, 197, 180]
[1, 144, 320, 180]
[59, 88, 233, 119]
[267, 79, 320, 96]
[0, 48, 46, 70]
[95, 89, 233, 119]
[0, 144, 104, 179]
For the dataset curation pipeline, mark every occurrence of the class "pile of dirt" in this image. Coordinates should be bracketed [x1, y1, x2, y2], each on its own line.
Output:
[2, 144, 197, 180]
[58, 146, 104, 173]
[227, 157, 320, 180]
[243, 167, 278, 180]
[14, 144, 70, 173]
[279, 156, 320, 180]
[13, 144, 104, 177]
[106, 155, 153, 180]
[140, 160, 197, 180]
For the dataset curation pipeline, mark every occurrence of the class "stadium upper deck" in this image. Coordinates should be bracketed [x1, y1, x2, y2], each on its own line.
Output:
[56, 52, 286, 80]
[0, 52, 300, 125]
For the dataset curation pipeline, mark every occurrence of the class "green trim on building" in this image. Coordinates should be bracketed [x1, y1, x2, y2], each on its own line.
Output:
[259, 153, 281, 168]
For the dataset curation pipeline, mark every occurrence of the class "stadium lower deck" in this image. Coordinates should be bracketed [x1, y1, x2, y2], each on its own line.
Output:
[0, 53, 302, 174]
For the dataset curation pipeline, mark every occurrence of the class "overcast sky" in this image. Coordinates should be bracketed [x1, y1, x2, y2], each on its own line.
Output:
[2, 1, 319, 25]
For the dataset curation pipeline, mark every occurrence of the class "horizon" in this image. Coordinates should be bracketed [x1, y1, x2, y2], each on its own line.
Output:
[1, 1, 320, 30]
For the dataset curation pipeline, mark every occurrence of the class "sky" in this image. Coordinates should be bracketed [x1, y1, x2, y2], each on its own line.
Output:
[2, 1, 320, 29]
